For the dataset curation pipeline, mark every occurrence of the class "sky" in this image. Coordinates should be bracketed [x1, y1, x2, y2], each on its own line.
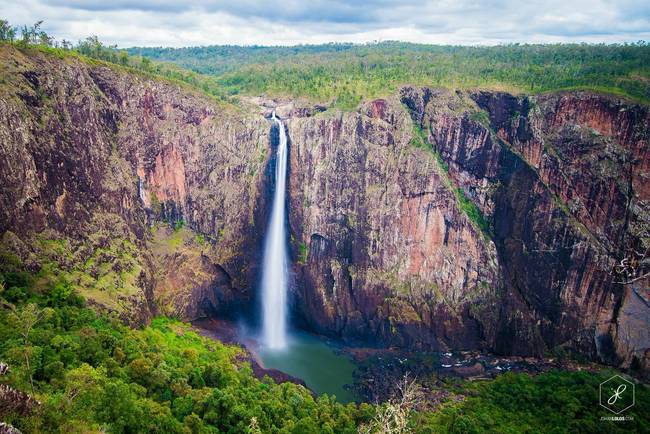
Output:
[2, 0, 650, 47]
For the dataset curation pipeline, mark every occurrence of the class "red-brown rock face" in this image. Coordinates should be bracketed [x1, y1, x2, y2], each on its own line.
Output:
[281, 87, 647, 374]
[0, 46, 269, 323]
[401, 87, 649, 368]
[285, 99, 500, 351]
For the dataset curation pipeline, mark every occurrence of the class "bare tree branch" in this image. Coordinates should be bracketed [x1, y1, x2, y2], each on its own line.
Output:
[358, 373, 423, 434]
[610, 247, 650, 285]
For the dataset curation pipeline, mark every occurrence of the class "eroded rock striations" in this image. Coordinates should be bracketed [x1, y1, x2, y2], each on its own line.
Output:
[286, 87, 649, 374]
[0, 46, 648, 374]
[0, 45, 270, 323]
[286, 98, 499, 351]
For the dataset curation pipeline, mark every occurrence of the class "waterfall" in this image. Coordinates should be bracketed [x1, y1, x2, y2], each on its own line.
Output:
[261, 111, 289, 349]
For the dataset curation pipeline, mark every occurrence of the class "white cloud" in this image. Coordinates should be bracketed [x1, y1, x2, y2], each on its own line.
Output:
[1, 0, 649, 47]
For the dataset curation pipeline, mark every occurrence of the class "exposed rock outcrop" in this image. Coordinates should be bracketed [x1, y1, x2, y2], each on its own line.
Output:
[286, 98, 499, 351]
[0, 45, 269, 323]
[286, 87, 649, 374]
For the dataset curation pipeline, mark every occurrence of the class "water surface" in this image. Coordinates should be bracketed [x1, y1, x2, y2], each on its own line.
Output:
[254, 331, 358, 403]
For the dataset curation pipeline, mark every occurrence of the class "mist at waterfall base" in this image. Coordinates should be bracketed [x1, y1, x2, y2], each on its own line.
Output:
[253, 112, 358, 403]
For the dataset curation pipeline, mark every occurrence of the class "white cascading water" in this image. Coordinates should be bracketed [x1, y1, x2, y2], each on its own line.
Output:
[261, 111, 289, 349]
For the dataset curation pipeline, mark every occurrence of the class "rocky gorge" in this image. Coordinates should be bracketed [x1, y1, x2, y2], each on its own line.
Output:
[0, 44, 648, 379]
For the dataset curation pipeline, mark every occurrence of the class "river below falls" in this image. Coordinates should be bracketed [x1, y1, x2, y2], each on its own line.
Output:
[253, 331, 358, 403]
[193, 319, 359, 403]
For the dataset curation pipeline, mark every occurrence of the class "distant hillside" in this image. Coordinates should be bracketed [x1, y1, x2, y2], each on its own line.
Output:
[127, 43, 359, 75]
[129, 42, 650, 108]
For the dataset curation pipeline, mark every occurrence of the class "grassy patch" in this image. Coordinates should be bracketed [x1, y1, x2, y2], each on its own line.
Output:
[297, 242, 308, 264]
[469, 110, 491, 129]
[433, 149, 450, 173]
[409, 121, 431, 150]
[27, 225, 144, 310]
[454, 188, 492, 238]
[166, 228, 184, 249]
[173, 219, 185, 232]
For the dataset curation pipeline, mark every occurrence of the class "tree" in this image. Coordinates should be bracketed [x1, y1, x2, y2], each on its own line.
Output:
[64, 364, 105, 403]
[119, 50, 129, 66]
[76, 36, 103, 57]
[141, 56, 152, 70]
[184, 413, 203, 434]
[359, 374, 423, 434]
[18, 21, 52, 47]
[8, 303, 52, 395]
[0, 19, 16, 42]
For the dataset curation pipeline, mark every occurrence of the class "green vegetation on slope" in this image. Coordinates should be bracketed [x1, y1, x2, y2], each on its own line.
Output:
[4, 19, 649, 110]
[2, 240, 649, 432]
[409, 121, 493, 238]
[0, 19, 231, 104]
[422, 370, 650, 433]
[127, 44, 361, 76]
[133, 41, 650, 107]
[454, 187, 492, 238]
[0, 251, 369, 433]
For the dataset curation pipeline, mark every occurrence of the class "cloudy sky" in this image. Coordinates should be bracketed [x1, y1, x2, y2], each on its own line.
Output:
[2, 0, 650, 47]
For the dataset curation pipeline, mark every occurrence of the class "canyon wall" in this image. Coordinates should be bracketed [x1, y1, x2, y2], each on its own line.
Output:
[0, 46, 647, 373]
[0, 45, 269, 323]
[285, 98, 500, 351]
[285, 87, 649, 373]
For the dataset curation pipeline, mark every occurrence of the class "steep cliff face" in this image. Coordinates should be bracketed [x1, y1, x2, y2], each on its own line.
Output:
[0, 46, 269, 323]
[285, 99, 500, 350]
[286, 87, 649, 372]
[466, 90, 650, 368]
[0, 46, 647, 373]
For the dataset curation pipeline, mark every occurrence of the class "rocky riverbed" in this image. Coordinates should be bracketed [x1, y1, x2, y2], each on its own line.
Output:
[347, 346, 606, 404]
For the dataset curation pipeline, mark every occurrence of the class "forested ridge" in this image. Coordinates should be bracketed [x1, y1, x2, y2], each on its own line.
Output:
[3, 19, 649, 110]
[129, 42, 650, 108]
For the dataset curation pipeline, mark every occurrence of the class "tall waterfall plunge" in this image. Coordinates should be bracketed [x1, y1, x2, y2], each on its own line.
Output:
[261, 111, 289, 349]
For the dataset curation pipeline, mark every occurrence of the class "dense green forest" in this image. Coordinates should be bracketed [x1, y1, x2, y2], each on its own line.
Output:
[127, 44, 362, 76]
[2, 251, 649, 433]
[130, 42, 650, 109]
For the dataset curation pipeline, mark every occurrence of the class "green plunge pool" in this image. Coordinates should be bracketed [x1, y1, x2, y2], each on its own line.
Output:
[253, 332, 358, 403]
